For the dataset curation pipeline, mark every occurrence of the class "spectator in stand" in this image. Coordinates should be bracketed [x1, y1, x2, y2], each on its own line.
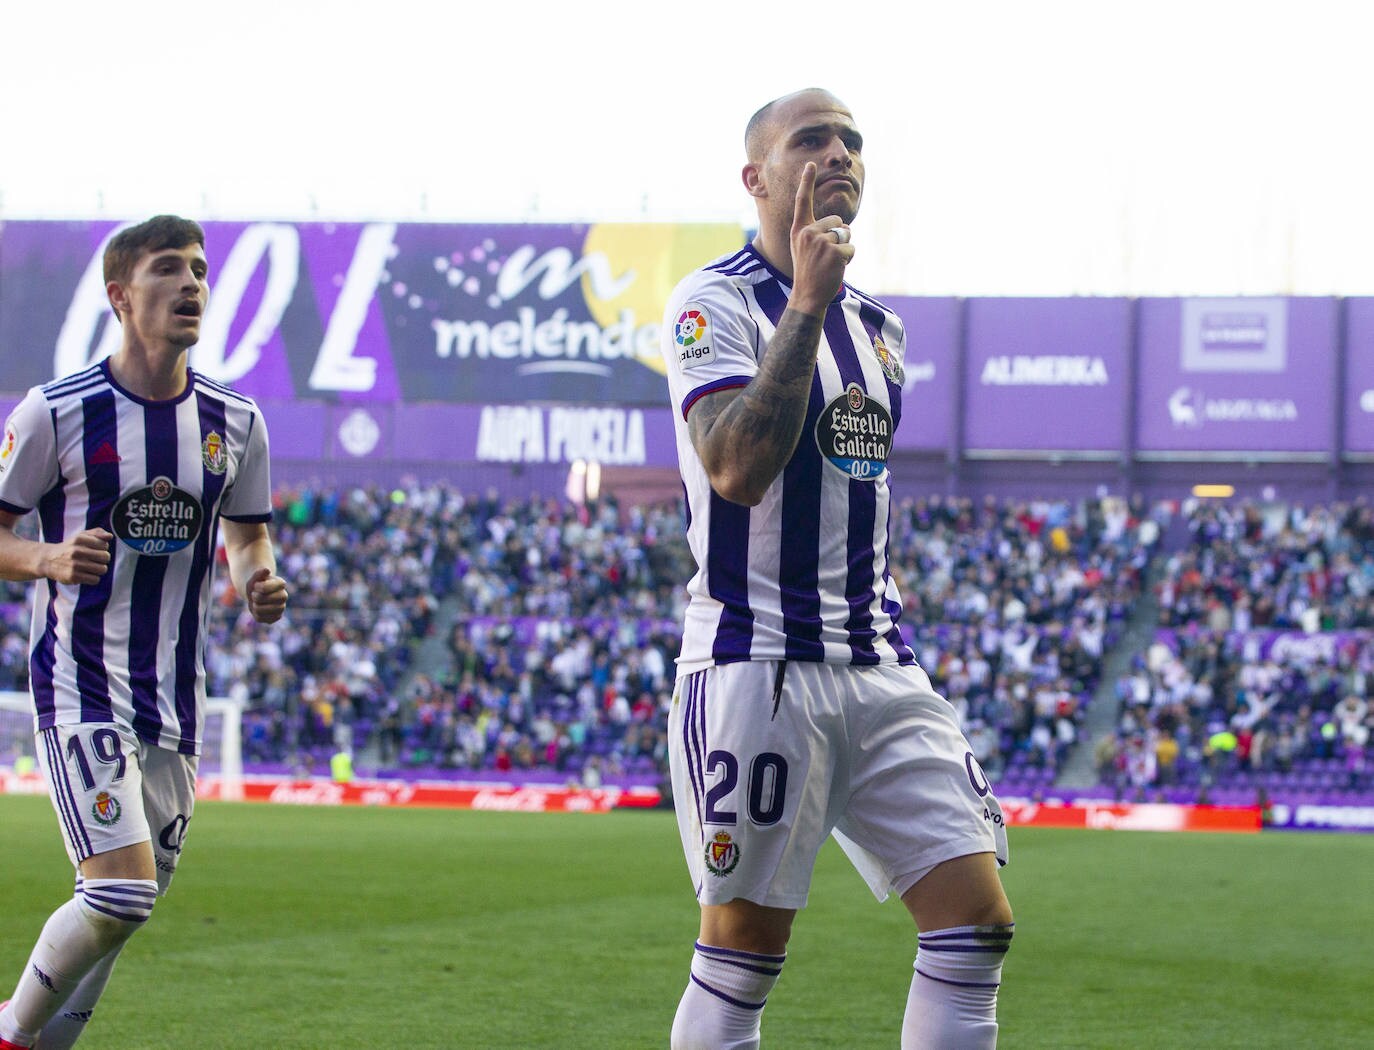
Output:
[1111, 499, 1374, 796]
[4, 477, 1191, 791]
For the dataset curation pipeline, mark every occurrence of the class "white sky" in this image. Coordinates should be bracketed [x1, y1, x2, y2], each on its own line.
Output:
[2, 0, 1372, 296]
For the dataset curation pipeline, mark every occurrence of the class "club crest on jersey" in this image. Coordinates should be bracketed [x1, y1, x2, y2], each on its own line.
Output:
[92, 791, 122, 826]
[674, 304, 715, 370]
[111, 476, 205, 557]
[704, 830, 740, 877]
[201, 431, 228, 475]
[816, 383, 893, 482]
[872, 334, 905, 385]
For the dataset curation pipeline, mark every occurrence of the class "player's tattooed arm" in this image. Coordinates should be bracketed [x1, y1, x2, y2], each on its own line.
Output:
[688, 308, 823, 507]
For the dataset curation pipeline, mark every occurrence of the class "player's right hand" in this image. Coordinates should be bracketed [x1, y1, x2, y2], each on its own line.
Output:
[42, 528, 113, 586]
[789, 162, 855, 317]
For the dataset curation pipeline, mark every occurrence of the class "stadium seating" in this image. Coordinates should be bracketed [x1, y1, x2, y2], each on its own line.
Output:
[1104, 499, 1374, 804]
[4, 485, 1368, 808]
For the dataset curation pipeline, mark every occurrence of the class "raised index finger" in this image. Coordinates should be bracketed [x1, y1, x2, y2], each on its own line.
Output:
[792, 162, 817, 233]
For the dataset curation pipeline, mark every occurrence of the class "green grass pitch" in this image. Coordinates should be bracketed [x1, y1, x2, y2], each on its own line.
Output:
[2, 795, 1372, 1048]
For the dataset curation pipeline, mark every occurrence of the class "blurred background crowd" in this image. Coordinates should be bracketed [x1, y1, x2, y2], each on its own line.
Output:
[1, 488, 1371, 802]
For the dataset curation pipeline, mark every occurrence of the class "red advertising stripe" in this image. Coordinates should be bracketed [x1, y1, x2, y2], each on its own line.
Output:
[195, 775, 645, 813]
[0, 770, 49, 796]
[1000, 799, 1260, 833]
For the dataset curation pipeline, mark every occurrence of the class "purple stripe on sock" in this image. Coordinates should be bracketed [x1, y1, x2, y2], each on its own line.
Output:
[689, 974, 767, 1011]
[710, 959, 782, 977]
[918, 944, 1012, 953]
[85, 887, 157, 905]
[695, 942, 787, 965]
[915, 968, 1001, 990]
[920, 927, 1014, 946]
[81, 899, 150, 923]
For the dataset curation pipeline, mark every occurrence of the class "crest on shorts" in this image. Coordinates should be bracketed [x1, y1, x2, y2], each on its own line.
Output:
[201, 431, 227, 475]
[871, 334, 905, 385]
[704, 830, 740, 877]
[92, 791, 122, 827]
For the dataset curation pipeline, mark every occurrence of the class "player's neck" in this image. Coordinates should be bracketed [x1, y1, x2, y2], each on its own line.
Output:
[108, 341, 190, 401]
[751, 229, 795, 281]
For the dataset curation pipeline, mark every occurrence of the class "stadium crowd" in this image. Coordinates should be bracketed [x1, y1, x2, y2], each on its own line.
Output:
[1103, 499, 1374, 798]
[890, 494, 1156, 781]
[1, 485, 1168, 787]
[202, 483, 453, 767]
[371, 489, 1158, 786]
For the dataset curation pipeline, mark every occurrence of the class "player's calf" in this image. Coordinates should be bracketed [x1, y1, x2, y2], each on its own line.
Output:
[670, 941, 787, 1050]
[902, 923, 1015, 1050]
[0, 878, 157, 1047]
[74, 878, 158, 952]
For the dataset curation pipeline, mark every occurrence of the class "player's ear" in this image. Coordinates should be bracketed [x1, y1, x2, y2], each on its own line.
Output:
[105, 280, 129, 324]
[742, 162, 766, 199]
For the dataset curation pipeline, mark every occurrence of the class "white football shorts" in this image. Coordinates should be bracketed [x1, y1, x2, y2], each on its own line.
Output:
[36, 723, 199, 894]
[669, 660, 1009, 910]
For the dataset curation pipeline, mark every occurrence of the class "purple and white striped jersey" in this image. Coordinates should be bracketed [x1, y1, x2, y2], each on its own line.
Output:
[0, 360, 273, 754]
[661, 244, 917, 672]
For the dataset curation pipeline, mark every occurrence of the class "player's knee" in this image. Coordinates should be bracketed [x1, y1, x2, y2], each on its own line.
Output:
[699, 900, 795, 957]
[977, 900, 1015, 930]
[75, 879, 158, 951]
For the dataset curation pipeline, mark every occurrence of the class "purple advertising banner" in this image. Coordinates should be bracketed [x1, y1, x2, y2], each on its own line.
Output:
[1266, 803, 1374, 833]
[963, 297, 1131, 453]
[1155, 628, 1370, 666]
[1344, 298, 1374, 456]
[885, 297, 959, 452]
[253, 399, 681, 468]
[1136, 298, 1337, 455]
[0, 220, 743, 407]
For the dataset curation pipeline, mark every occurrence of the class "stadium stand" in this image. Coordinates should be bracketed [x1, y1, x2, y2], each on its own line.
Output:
[276, 487, 1161, 794]
[1104, 499, 1374, 804]
[4, 484, 1369, 809]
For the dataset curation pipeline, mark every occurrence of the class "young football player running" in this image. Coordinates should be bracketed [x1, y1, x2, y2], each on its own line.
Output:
[0, 216, 287, 1049]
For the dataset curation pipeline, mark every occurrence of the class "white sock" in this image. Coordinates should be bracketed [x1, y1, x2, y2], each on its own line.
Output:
[902, 924, 1014, 1050]
[0, 877, 155, 1045]
[34, 943, 124, 1050]
[670, 941, 786, 1050]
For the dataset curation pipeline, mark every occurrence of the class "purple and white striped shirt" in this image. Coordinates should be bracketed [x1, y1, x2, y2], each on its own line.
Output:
[661, 244, 916, 672]
[0, 360, 272, 754]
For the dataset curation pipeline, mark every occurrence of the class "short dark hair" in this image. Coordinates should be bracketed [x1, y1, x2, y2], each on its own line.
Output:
[744, 97, 782, 162]
[744, 88, 837, 162]
[103, 215, 205, 286]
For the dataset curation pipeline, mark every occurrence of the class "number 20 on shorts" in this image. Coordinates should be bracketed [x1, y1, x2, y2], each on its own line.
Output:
[704, 750, 790, 826]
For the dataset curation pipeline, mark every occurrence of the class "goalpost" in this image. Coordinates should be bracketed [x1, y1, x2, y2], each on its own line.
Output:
[0, 691, 244, 801]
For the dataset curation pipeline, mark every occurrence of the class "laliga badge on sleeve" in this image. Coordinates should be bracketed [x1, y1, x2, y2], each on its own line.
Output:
[0, 422, 17, 474]
[674, 303, 716, 371]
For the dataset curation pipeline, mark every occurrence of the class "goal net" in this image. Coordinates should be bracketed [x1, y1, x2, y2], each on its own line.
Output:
[0, 691, 243, 801]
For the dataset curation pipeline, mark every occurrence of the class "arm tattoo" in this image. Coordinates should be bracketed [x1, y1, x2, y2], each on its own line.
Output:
[690, 309, 824, 501]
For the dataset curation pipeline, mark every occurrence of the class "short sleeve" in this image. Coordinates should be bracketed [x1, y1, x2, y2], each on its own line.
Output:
[0, 388, 59, 516]
[661, 273, 760, 421]
[219, 409, 273, 523]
